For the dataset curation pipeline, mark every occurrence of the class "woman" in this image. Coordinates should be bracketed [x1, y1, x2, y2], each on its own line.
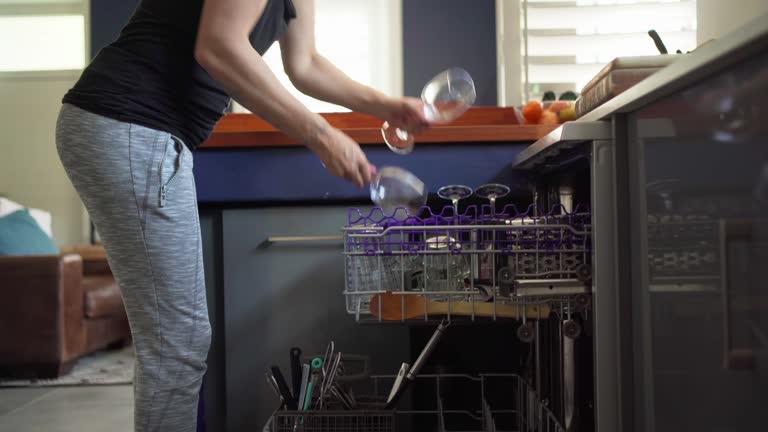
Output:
[56, 0, 426, 430]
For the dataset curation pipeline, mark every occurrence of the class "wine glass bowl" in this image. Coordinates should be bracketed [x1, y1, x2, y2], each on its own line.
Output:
[475, 183, 511, 215]
[370, 166, 428, 216]
[420, 68, 476, 123]
[437, 184, 474, 213]
[383, 67, 477, 154]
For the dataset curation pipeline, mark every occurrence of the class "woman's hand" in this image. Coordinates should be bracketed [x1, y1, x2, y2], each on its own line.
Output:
[309, 123, 375, 188]
[378, 97, 430, 134]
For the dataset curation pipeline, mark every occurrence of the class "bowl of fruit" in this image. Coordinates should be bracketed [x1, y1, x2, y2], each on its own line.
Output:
[520, 91, 578, 125]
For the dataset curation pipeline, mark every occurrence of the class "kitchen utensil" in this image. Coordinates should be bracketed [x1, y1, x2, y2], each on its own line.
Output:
[289, 347, 302, 404]
[330, 384, 354, 410]
[370, 166, 428, 215]
[304, 358, 323, 410]
[386, 320, 449, 409]
[265, 369, 284, 407]
[648, 29, 668, 54]
[319, 352, 342, 409]
[382, 67, 476, 154]
[296, 364, 310, 412]
[270, 365, 298, 410]
[370, 292, 549, 320]
[386, 363, 410, 405]
[321, 341, 334, 377]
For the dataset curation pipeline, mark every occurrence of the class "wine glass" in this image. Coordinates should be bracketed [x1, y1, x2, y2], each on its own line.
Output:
[382, 67, 477, 154]
[437, 184, 474, 216]
[475, 183, 511, 216]
[434, 184, 473, 299]
[370, 166, 428, 216]
[475, 184, 510, 282]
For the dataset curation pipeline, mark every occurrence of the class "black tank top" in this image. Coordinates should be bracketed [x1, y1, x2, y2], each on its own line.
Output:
[63, 0, 296, 149]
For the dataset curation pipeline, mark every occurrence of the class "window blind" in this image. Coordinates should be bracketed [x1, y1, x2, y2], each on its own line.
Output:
[521, 0, 697, 101]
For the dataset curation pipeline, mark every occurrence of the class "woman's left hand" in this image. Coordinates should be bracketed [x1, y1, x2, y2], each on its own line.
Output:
[379, 97, 430, 134]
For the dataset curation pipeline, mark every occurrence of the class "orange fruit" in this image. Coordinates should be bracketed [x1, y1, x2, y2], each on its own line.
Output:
[558, 106, 577, 122]
[540, 110, 559, 125]
[548, 101, 570, 114]
[521, 101, 543, 124]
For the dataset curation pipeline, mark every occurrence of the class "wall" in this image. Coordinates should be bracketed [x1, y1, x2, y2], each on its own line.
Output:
[0, 71, 86, 246]
[90, 0, 139, 57]
[697, 0, 768, 45]
[403, 0, 497, 106]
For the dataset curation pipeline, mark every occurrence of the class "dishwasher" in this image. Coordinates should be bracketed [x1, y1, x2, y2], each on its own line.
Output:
[262, 116, 767, 431]
[261, 122, 611, 432]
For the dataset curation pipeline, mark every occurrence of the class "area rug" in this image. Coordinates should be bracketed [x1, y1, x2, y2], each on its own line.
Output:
[0, 345, 134, 387]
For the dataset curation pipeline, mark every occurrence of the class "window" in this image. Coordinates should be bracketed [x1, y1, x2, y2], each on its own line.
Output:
[508, 0, 697, 103]
[232, 0, 403, 113]
[0, 0, 87, 72]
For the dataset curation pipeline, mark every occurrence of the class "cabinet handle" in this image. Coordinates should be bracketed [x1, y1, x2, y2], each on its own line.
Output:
[720, 219, 756, 371]
[266, 235, 343, 243]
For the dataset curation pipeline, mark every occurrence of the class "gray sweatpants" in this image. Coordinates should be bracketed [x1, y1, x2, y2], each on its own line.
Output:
[56, 103, 211, 432]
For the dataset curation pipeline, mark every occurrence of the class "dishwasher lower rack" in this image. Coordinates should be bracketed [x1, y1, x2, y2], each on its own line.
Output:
[343, 205, 593, 322]
[267, 374, 564, 432]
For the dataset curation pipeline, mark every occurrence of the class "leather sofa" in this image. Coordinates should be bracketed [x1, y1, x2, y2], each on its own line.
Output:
[0, 245, 131, 379]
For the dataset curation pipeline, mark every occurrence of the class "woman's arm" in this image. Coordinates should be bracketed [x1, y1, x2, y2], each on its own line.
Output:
[195, 0, 372, 187]
[279, 0, 427, 132]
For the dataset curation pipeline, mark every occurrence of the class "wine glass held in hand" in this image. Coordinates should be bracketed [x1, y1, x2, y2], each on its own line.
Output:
[370, 166, 428, 216]
[383, 67, 477, 155]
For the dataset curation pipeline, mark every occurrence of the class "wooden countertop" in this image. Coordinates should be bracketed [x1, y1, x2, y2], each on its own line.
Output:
[200, 106, 558, 148]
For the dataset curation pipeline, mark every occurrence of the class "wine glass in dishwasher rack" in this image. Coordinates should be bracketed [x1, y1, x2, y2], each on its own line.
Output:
[437, 184, 474, 216]
[382, 67, 477, 155]
[475, 184, 511, 280]
[426, 184, 474, 300]
[475, 183, 511, 216]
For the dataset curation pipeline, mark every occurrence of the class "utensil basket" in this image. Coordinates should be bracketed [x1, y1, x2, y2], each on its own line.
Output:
[268, 373, 564, 432]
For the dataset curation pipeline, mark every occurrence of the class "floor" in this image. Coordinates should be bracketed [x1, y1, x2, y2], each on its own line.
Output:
[0, 385, 133, 431]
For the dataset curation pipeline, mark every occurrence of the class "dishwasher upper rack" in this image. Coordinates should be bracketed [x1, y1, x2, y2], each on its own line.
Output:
[343, 205, 593, 322]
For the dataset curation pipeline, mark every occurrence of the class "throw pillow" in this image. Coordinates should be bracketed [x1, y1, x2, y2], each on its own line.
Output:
[0, 209, 59, 256]
[0, 197, 53, 238]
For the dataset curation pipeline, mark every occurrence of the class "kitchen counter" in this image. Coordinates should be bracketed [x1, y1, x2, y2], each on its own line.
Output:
[193, 107, 557, 204]
[200, 107, 556, 148]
